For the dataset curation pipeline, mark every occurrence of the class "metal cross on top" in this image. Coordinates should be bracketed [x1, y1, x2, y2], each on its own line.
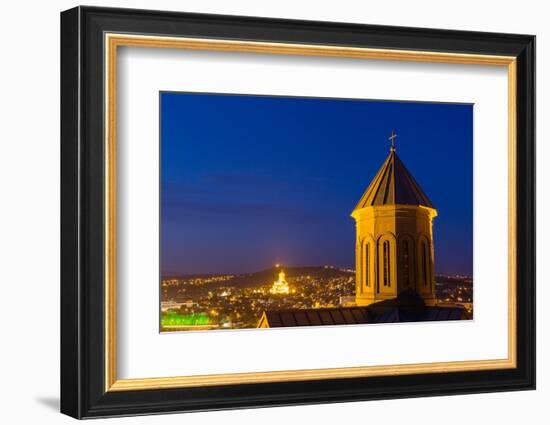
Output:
[388, 130, 397, 151]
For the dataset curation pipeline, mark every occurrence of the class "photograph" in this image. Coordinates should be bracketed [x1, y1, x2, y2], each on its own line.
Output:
[57, 4, 536, 419]
[159, 92, 474, 332]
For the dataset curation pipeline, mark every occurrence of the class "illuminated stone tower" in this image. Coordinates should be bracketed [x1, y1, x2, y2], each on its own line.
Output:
[351, 132, 438, 306]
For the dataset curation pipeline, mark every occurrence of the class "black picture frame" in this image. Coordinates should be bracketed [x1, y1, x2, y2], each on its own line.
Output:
[61, 5, 535, 419]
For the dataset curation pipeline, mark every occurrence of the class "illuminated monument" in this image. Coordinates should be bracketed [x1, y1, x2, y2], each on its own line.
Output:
[270, 269, 290, 295]
[352, 131, 438, 306]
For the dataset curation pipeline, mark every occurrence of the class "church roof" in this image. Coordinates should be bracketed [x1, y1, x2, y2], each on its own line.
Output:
[258, 306, 373, 328]
[257, 293, 467, 328]
[258, 305, 466, 328]
[353, 148, 434, 211]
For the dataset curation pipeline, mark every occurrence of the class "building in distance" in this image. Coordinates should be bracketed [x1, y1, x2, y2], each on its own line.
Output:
[270, 269, 292, 295]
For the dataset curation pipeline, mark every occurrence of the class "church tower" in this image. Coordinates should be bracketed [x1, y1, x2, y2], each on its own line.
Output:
[351, 132, 438, 306]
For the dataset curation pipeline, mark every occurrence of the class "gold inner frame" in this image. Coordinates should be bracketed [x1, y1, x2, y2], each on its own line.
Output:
[104, 33, 517, 392]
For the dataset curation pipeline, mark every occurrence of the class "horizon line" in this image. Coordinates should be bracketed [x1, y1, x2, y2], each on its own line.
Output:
[161, 265, 473, 279]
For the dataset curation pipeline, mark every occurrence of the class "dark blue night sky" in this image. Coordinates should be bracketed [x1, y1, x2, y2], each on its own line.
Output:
[161, 92, 473, 276]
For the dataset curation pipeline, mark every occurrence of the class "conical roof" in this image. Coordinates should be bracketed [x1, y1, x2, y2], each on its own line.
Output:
[353, 148, 434, 211]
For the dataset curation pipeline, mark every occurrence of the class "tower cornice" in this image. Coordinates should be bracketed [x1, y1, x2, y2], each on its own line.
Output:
[351, 204, 438, 222]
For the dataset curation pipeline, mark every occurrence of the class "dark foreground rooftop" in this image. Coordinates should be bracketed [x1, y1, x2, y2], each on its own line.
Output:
[257, 290, 467, 328]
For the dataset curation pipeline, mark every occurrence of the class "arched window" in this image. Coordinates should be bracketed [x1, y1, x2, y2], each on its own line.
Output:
[383, 240, 391, 287]
[357, 243, 362, 293]
[403, 240, 410, 286]
[422, 241, 429, 286]
[364, 243, 370, 287]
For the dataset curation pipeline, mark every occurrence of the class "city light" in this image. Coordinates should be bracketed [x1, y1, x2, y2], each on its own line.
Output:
[269, 269, 290, 295]
[161, 311, 210, 327]
[160, 267, 472, 331]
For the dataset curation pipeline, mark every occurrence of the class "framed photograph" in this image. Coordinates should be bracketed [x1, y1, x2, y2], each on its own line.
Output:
[60, 6, 535, 419]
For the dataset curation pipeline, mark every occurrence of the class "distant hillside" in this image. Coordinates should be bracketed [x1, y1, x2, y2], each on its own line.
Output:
[231, 266, 352, 288]
[167, 266, 353, 290]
